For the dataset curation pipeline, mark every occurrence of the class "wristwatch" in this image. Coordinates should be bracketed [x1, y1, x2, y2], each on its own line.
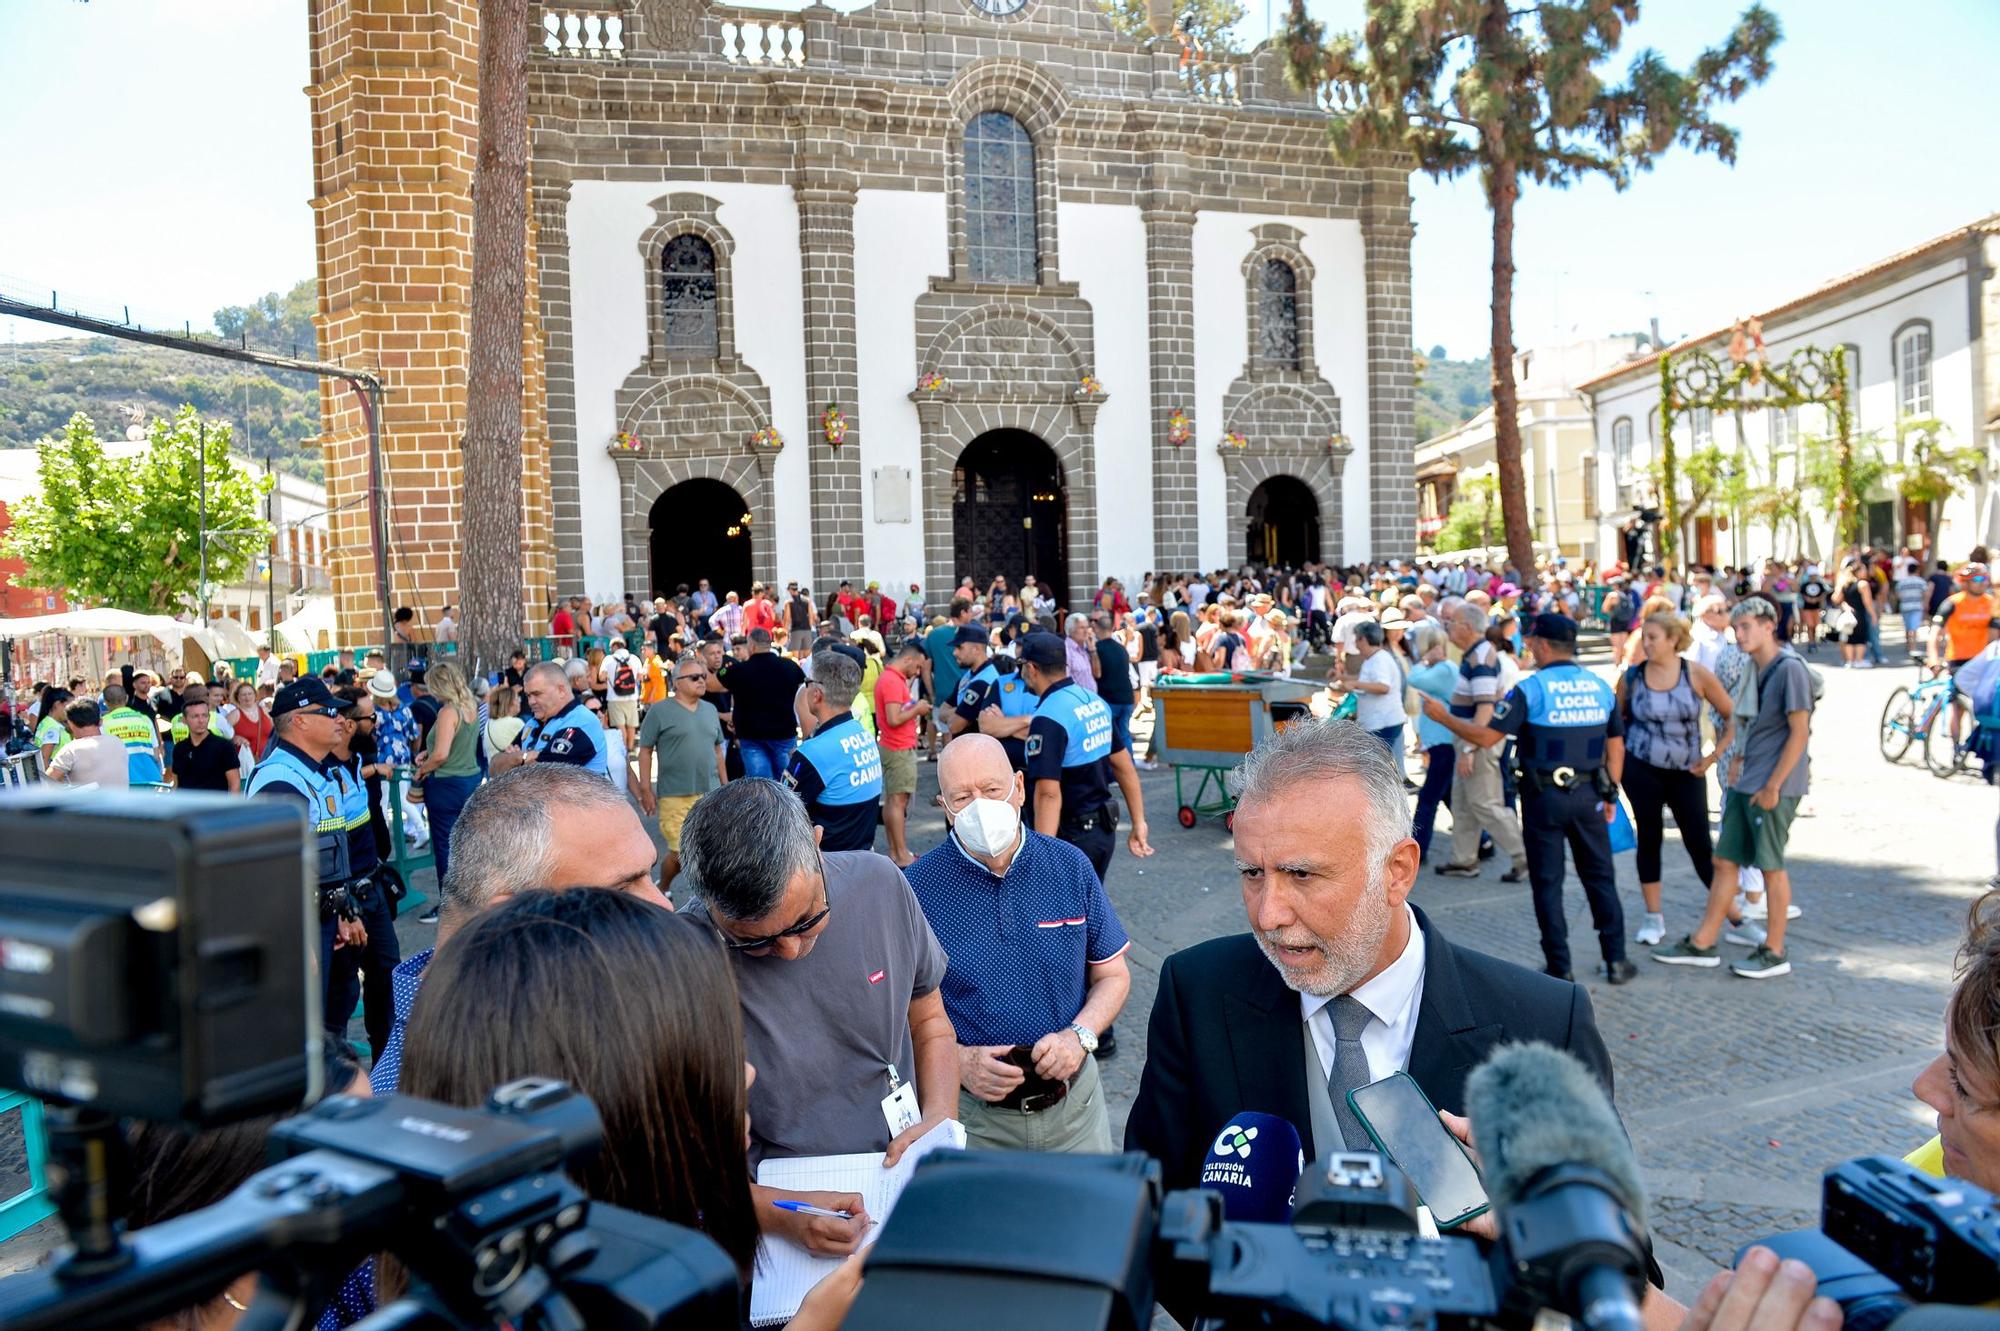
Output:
[1068, 1022, 1099, 1054]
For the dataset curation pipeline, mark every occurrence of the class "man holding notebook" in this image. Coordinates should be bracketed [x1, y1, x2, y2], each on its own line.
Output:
[678, 777, 959, 1258]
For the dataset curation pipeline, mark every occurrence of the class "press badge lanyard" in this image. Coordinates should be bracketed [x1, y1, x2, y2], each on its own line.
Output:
[881, 1060, 919, 1135]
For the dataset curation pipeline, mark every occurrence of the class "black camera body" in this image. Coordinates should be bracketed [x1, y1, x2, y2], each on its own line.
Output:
[0, 791, 319, 1126]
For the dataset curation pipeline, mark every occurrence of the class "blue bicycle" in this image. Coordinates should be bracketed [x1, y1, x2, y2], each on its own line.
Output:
[1878, 663, 1975, 777]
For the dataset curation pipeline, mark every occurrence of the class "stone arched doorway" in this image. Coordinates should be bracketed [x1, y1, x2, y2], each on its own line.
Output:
[952, 430, 1068, 607]
[650, 478, 754, 600]
[1247, 475, 1322, 566]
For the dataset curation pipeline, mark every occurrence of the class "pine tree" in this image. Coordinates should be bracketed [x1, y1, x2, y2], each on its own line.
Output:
[462, 0, 530, 678]
[1284, 0, 1779, 580]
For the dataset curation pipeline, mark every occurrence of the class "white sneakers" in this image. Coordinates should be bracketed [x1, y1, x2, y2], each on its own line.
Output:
[1635, 913, 1667, 946]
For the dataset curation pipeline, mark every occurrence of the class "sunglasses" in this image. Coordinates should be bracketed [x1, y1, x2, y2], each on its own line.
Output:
[717, 880, 830, 953]
[675, 672, 707, 682]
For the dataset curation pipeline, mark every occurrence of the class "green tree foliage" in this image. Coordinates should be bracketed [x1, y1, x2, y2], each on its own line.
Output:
[1100, 0, 1246, 53]
[1893, 416, 1980, 507]
[1285, 0, 1779, 575]
[212, 279, 320, 358]
[1800, 428, 1891, 548]
[2, 408, 272, 613]
[1434, 473, 1500, 553]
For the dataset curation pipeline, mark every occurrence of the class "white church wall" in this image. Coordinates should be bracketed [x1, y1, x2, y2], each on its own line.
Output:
[567, 180, 810, 596]
[1192, 212, 1370, 570]
[855, 189, 950, 589]
[1059, 201, 1154, 585]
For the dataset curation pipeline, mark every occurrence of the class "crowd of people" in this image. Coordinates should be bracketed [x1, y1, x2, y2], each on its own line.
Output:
[11, 544, 1999, 1331]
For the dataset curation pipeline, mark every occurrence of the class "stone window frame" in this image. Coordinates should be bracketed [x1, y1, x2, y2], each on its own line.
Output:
[637, 192, 740, 372]
[944, 58, 1069, 290]
[1240, 225, 1319, 379]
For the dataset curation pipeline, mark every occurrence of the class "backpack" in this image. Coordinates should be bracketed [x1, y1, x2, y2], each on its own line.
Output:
[611, 653, 638, 697]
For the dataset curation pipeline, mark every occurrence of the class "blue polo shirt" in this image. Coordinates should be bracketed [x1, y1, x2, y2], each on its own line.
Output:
[904, 828, 1130, 1048]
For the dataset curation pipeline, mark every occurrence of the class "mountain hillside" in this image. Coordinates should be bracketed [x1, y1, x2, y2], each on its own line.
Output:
[0, 280, 324, 480]
[1415, 348, 1492, 442]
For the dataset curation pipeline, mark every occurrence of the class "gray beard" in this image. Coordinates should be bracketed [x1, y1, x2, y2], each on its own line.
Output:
[1253, 879, 1392, 998]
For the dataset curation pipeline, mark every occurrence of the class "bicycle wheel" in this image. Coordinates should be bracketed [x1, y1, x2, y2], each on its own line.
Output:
[1924, 710, 1965, 778]
[1879, 687, 1915, 761]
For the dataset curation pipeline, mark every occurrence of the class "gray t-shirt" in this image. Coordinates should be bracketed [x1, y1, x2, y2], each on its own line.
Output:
[635, 697, 724, 796]
[50, 733, 131, 789]
[694, 851, 947, 1166]
[1731, 649, 1813, 798]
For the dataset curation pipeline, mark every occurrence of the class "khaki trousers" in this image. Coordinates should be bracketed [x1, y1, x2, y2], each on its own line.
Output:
[1447, 743, 1526, 870]
[958, 1052, 1113, 1153]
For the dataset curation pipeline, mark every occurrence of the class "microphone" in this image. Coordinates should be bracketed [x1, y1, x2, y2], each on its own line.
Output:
[1467, 1044, 1650, 1331]
[1199, 1113, 1304, 1223]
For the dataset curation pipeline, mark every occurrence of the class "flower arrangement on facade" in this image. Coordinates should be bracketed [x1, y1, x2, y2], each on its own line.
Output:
[1078, 374, 1104, 395]
[1326, 432, 1351, 454]
[1222, 429, 1249, 449]
[1167, 408, 1192, 446]
[821, 404, 849, 446]
[916, 371, 950, 393]
[611, 429, 644, 451]
[749, 426, 785, 451]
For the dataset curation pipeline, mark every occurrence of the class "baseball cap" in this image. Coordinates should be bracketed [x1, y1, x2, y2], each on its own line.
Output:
[272, 677, 354, 718]
[953, 625, 991, 647]
[1016, 633, 1067, 668]
[1526, 612, 1578, 644]
[366, 669, 398, 700]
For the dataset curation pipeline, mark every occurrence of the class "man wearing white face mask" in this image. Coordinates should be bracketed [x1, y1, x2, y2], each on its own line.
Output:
[905, 734, 1132, 1151]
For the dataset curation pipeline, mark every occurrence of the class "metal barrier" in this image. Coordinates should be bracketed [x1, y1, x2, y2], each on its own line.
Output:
[0, 752, 42, 788]
[383, 766, 433, 917]
[0, 1090, 56, 1243]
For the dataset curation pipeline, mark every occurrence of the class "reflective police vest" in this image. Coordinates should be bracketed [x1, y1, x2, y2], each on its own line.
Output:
[794, 713, 883, 805]
[102, 706, 164, 783]
[247, 743, 354, 885]
[956, 660, 1037, 719]
[333, 755, 379, 877]
[524, 700, 610, 778]
[1035, 683, 1115, 768]
[1511, 662, 1617, 771]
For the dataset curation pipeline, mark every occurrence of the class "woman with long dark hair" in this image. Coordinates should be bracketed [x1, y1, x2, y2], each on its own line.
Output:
[394, 889, 858, 1329]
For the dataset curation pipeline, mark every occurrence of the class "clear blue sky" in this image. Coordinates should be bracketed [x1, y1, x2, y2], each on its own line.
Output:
[1, 0, 1994, 360]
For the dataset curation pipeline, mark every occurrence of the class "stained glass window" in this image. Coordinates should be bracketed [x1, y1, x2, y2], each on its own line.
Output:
[661, 234, 718, 357]
[965, 112, 1037, 284]
[1260, 259, 1300, 369]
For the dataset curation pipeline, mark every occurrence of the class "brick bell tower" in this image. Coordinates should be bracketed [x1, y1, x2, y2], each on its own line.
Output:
[307, 0, 556, 648]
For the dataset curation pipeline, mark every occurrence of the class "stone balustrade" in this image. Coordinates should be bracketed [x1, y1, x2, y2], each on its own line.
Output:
[539, 8, 626, 59]
[1180, 58, 1241, 105]
[715, 10, 808, 67]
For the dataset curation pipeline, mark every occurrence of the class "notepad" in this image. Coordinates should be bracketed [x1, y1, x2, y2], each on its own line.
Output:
[749, 1118, 967, 1326]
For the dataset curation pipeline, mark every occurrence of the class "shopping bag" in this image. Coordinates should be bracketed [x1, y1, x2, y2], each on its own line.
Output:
[1606, 799, 1637, 854]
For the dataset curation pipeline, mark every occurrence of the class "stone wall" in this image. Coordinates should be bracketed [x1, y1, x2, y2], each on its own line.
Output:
[309, 0, 556, 646]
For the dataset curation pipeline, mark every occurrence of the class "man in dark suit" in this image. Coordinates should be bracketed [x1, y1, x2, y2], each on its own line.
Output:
[1126, 719, 1629, 1321]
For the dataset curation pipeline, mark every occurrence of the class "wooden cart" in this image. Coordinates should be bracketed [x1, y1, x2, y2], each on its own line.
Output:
[1152, 673, 1323, 829]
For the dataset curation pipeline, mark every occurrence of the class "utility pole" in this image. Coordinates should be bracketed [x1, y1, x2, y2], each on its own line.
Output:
[197, 423, 208, 623]
[266, 455, 279, 642]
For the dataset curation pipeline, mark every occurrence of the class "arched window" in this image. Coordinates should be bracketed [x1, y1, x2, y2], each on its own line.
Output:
[964, 111, 1037, 284]
[1611, 416, 1634, 483]
[661, 234, 718, 357]
[1894, 322, 1933, 419]
[1691, 405, 1714, 447]
[1770, 405, 1797, 452]
[1259, 259, 1300, 370]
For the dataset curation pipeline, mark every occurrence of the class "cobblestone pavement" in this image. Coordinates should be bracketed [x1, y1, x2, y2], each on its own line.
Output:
[6, 644, 1988, 1306]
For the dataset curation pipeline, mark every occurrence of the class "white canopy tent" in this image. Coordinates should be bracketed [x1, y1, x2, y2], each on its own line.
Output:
[0, 607, 260, 663]
[269, 596, 338, 653]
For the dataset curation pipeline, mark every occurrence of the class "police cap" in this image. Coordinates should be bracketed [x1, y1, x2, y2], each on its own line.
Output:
[273, 676, 355, 718]
[1526, 612, 1578, 644]
[954, 625, 991, 647]
[1016, 633, 1067, 668]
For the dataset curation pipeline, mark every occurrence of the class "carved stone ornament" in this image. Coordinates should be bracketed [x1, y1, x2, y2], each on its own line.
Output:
[638, 0, 705, 52]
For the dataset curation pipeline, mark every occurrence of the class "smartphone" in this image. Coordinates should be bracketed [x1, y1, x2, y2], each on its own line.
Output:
[1346, 1072, 1490, 1229]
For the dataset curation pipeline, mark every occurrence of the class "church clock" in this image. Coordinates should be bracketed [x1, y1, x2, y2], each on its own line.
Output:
[969, 0, 1029, 16]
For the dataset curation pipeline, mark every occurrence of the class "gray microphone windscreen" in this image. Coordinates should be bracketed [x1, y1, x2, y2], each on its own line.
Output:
[1465, 1042, 1647, 1227]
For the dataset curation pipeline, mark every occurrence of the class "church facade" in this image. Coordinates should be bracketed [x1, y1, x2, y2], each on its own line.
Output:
[309, 0, 1414, 628]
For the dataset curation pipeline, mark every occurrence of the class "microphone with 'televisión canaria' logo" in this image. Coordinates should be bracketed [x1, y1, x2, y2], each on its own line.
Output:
[1199, 1113, 1306, 1223]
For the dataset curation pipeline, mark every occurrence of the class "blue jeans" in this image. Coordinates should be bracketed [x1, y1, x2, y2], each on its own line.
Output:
[1413, 743, 1454, 861]
[1106, 702, 1134, 754]
[739, 738, 797, 782]
[423, 772, 481, 885]
[1370, 724, 1404, 755]
[1867, 616, 1884, 664]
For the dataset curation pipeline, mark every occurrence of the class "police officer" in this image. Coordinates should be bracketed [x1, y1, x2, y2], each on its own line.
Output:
[495, 660, 612, 778]
[1015, 632, 1154, 881]
[1424, 613, 1634, 984]
[784, 645, 883, 852]
[327, 686, 402, 1062]
[246, 679, 396, 1048]
[951, 626, 1037, 770]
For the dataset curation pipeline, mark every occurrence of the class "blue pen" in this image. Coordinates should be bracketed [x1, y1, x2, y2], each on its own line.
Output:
[772, 1199, 855, 1220]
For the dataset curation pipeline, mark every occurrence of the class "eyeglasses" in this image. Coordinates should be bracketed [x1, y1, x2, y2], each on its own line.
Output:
[675, 672, 707, 682]
[717, 881, 830, 953]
